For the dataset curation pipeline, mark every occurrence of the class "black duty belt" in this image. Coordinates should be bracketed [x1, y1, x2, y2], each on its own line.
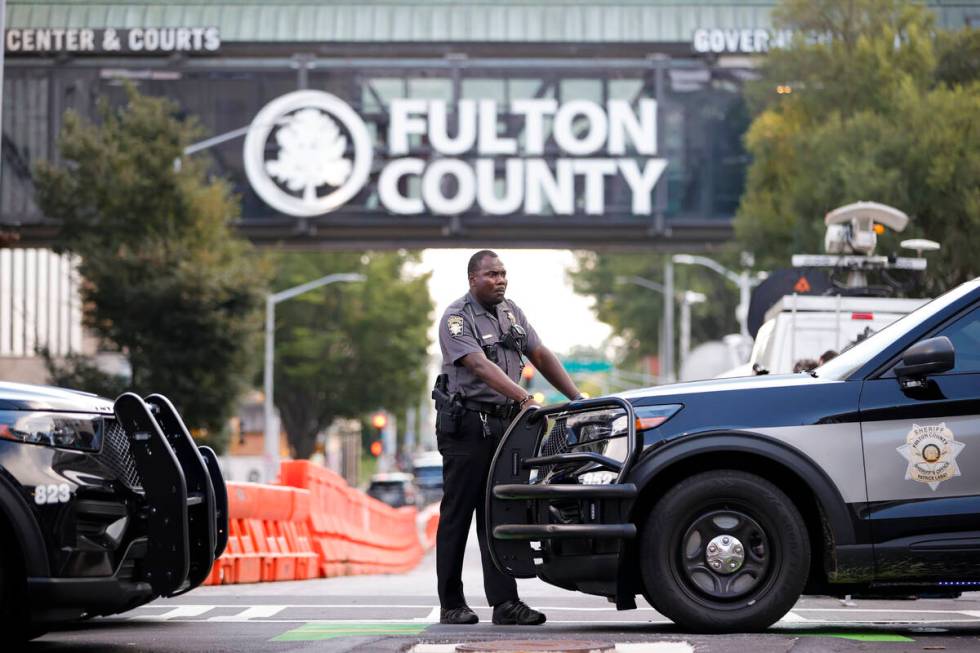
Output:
[461, 399, 515, 418]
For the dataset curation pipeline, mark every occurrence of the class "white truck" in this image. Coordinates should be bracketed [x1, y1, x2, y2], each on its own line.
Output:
[720, 201, 937, 377]
[741, 294, 929, 375]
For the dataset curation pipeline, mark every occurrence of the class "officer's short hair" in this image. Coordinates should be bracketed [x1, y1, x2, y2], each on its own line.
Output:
[468, 250, 499, 277]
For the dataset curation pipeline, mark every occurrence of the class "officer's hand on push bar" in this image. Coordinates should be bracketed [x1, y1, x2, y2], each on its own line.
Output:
[519, 394, 542, 410]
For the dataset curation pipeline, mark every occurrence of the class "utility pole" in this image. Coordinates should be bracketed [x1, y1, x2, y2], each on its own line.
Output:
[1, 0, 7, 188]
[663, 258, 675, 383]
[263, 272, 365, 482]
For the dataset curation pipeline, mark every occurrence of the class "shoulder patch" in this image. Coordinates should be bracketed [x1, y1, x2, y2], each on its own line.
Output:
[447, 314, 465, 337]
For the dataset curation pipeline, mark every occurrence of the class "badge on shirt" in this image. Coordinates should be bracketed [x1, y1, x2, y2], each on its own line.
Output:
[506, 310, 516, 324]
[447, 315, 464, 337]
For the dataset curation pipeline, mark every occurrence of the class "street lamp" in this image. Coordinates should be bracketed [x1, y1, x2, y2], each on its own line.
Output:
[678, 290, 706, 368]
[615, 271, 709, 384]
[672, 254, 761, 338]
[263, 272, 366, 481]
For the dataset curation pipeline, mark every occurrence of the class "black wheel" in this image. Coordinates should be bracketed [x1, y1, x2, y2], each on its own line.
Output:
[639, 470, 810, 633]
[0, 529, 44, 642]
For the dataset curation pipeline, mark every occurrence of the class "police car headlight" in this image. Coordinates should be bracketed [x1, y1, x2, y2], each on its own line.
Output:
[0, 411, 102, 452]
[578, 470, 619, 485]
[573, 405, 682, 485]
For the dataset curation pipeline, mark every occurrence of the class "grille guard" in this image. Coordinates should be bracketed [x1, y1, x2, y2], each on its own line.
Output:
[113, 393, 227, 596]
[485, 397, 639, 578]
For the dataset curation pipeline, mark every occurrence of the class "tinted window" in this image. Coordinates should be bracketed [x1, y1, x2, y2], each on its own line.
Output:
[936, 305, 980, 374]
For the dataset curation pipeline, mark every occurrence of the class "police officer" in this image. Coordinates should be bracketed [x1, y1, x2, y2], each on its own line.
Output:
[435, 250, 583, 626]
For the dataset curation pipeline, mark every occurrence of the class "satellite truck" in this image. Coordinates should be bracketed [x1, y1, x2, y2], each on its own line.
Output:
[720, 201, 940, 377]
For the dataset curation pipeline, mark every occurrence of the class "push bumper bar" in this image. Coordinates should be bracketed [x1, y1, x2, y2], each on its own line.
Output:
[486, 397, 639, 578]
[114, 393, 228, 597]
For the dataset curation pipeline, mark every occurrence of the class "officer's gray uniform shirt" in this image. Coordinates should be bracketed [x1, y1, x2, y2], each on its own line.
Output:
[439, 292, 542, 404]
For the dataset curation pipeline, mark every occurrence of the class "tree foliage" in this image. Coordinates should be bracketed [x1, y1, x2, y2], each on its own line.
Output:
[737, 0, 980, 291]
[271, 251, 432, 459]
[570, 251, 740, 368]
[33, 86, 269, 451]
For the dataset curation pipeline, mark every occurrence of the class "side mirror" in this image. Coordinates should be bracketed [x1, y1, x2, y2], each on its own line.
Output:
[895, 336, 955, 388]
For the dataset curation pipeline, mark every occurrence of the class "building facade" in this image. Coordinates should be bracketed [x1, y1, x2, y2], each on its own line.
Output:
[5, 1, 973, 252]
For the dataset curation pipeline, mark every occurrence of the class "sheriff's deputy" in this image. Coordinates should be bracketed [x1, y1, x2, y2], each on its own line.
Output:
[434, 250, 583, 626]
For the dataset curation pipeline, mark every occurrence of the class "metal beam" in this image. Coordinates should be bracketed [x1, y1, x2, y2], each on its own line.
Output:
[6, 217, 734, 251]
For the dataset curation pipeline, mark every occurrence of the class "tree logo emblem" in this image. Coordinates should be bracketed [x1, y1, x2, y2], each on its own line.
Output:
[244, 90, 372, 217]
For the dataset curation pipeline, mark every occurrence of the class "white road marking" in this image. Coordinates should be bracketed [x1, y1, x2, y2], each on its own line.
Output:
[121, 603, 980, 626]
[794, 607, 980, 614]
[133, 603, 447, 610]
[207, 605, 286, 621]
[134, 605, 214, 620]
[411, 607, 441, 623]
[410, 644, 693, 653]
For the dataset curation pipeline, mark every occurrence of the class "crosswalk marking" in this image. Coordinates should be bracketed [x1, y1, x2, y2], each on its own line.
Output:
[412, 607, 441, 623]
[411, 645, 693, 653]
[207, 605, 286, 621]
[134, 605, 214, 620]
[120, 603, 980, 626]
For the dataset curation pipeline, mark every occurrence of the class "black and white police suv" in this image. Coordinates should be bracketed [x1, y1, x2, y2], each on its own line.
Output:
[487, 276, 980, 633]
[0, 385, 227, 640]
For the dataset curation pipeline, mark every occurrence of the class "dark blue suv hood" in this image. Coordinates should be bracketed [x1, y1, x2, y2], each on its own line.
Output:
[0, 381, 115, 413]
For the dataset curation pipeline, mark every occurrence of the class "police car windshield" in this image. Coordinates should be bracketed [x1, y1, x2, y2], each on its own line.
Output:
[816, 280, 978, 380]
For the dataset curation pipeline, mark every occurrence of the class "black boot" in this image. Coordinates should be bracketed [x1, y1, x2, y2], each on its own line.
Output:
[440, 605, 479, 625]
[492, 599, 546, 625]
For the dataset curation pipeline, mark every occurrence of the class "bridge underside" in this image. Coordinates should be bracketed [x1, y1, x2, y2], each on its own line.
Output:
[6, 216, 732, 251]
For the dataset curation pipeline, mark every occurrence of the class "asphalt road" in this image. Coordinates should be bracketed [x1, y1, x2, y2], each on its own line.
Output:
[29, 522, 980, 652]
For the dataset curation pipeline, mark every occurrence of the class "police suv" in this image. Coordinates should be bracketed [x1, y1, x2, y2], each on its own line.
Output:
[0, 385, 227, 640]
[487, 276, 980, 632]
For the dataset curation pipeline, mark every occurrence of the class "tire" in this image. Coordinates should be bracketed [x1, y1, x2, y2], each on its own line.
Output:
[639, 470, 810, 633]
[0, 528, 44, 642]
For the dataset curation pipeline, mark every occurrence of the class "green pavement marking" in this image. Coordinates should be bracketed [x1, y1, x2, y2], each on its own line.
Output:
[796, 631, 914, 642]
[272, 622, 427, 642]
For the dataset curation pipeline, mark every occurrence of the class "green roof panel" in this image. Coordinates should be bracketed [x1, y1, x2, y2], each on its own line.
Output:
[6, 1, 979, 43]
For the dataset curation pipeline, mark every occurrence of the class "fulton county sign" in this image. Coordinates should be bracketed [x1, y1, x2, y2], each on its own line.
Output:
[4, 27, 221, 53]
[243, 90, 668, 219]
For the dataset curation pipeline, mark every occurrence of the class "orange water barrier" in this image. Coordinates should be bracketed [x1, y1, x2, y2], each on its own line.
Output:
[205, 460, 438, 584]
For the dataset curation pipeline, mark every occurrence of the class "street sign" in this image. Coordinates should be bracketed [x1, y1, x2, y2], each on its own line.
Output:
[562, 359, 614, 373]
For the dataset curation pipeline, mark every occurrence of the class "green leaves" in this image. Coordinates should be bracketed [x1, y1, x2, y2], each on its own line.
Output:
[271, 252, 432, 459]
[737, 0, 979, 289]
[33, 86, 269, 451]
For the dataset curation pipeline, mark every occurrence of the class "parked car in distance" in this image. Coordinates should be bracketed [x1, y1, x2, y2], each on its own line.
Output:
[412, 451, 444, 506]
[366, 472, 418, 508]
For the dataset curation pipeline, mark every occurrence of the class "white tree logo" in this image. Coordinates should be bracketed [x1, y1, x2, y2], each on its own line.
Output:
[265, 109, 353, 201]
[243, 91, 372, 217]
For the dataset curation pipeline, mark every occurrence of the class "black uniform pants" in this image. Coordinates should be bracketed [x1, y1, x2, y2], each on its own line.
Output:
[436, 409, 518, 609]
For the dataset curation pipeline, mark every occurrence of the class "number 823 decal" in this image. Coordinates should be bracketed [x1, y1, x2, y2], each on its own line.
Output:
[34, 483, 71, 505]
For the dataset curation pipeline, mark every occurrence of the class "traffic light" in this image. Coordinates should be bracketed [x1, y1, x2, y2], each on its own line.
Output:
[520, 364, 535, 388]
[369, 411, 387, 457]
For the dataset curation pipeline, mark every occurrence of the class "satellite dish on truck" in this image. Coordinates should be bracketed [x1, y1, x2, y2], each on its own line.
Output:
[824, 201, 909, 256]
[792, 201, 937, 291]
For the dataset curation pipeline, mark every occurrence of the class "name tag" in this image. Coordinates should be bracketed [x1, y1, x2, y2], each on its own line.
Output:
[482, 334, 493, 339]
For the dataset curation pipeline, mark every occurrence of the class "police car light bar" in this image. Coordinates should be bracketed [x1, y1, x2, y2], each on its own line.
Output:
[792, 254, 927, 270]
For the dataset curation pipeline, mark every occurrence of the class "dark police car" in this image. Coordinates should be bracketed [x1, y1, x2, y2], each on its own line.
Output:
[487, 276, 980, 633]
[0, 385, 227, 640]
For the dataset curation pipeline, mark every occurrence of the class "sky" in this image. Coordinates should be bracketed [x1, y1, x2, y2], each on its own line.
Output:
[417, 249, 613, 357]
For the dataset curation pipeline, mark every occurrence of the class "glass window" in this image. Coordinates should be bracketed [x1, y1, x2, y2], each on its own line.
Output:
[461, 79, 505, 102]
[936, 306, 980, 374]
